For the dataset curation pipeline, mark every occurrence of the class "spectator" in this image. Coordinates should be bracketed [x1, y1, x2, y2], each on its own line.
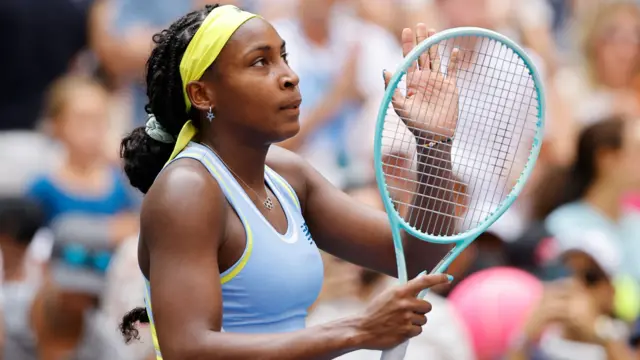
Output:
[508, 237, 634, 360]
[273, 0, 402, 188]
[0, 197, 45, 360]
[22, 276, 121, 359]
[494, 0, 558, 74]
[26, 75, 139, 239]
[555, 1, 640, 126]
[22, 75, 139, 358]
[89, 0, 192, 127]
[539, 117, 640, 282]
[0, 198, 111, 360]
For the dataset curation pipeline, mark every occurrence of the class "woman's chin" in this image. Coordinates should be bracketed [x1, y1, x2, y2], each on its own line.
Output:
[275, 121, 301, 142]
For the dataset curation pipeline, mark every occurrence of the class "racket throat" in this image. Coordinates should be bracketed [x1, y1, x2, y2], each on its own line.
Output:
[428, 246, 458, 275]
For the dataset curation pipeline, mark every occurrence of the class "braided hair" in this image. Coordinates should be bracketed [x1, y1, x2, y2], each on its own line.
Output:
[119, 4, 219, 343]
[120, 4, 220, 194]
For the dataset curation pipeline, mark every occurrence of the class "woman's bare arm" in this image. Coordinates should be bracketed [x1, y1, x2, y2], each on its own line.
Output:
[142, 160, 367, 360]
[266, 145, 453, 280]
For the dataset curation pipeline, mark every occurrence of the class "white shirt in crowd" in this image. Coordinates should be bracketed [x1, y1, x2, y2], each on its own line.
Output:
[307, 278, 475, 360]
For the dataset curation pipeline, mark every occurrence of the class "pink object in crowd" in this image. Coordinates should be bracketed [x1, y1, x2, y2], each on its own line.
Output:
[448, 267, 544, 360]
[623, 193, 640, 211]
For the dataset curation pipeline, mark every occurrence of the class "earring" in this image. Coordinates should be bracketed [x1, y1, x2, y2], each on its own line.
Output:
[206, 106, 215, 122]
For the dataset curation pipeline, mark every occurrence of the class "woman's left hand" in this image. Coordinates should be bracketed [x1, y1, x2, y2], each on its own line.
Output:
[384, 24, 460, 142]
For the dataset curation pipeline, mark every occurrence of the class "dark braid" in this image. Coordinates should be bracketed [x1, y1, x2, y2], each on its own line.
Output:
[120, 4, 220, 194]
[119, 4, 220, 344]
[120, 307, 150, 344]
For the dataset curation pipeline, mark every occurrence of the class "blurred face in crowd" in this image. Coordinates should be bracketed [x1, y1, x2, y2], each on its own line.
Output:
[434, 0, 491, 28]
[563, 252, 614, 314]
[591, 6, 640, 88]
[619, 120, 640, 190]
[52, 84, 109, 164]
[354, 0, 401, 33]
[299, 0, 337, 24]
[598, 120, 640, 190]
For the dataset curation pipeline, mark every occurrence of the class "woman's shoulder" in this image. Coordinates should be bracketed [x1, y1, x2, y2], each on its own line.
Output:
[142, 158, 227, 219]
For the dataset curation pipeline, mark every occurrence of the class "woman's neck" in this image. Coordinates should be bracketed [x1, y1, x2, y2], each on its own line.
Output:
[202, 134, 270, 192]
[583, 180, 623, 221]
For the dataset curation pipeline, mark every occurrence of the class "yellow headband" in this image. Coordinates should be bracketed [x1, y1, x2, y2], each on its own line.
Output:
[167, 5, 259, 163]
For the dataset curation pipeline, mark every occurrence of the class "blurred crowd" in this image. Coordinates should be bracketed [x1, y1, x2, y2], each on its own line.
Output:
[1, 0, 640, 359]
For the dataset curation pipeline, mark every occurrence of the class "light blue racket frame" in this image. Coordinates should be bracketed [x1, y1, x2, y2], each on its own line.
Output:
[374, 27, 545, 360]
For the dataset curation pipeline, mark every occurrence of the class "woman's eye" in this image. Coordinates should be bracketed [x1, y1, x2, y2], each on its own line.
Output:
[253, 58, 266, 67]
[282, 53, 289, 64]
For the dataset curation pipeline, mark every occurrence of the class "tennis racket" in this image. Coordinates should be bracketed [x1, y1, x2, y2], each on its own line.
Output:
[375, 27, 545, 360]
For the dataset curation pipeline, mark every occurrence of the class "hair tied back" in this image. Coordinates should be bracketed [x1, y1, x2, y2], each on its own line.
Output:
[145, 114, 176, 143]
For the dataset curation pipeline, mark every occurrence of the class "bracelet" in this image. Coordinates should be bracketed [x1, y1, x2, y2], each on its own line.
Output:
[425, 136, 453, 148]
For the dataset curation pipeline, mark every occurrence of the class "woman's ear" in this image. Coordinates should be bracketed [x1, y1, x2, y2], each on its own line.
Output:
[185, 80, 216, 113]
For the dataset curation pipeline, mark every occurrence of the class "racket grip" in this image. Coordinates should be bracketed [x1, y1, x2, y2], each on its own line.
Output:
[380, 341, 409, 360]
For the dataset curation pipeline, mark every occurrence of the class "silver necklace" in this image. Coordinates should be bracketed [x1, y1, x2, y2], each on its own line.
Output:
[200, 143, 274, 211]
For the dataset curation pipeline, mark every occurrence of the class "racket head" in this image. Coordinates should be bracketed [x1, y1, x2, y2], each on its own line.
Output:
[374, 27, 545, 245]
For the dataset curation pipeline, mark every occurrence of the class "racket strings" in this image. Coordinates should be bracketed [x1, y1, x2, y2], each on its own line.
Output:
[451, 38, 537, 231]
[380, 36, 540, 237]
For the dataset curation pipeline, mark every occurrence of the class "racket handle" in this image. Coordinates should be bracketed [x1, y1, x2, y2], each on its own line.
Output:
[380, 341, 409, 360]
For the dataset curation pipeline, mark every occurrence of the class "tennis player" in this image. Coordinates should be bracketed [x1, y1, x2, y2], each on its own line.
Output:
[119, 4, 460, 359]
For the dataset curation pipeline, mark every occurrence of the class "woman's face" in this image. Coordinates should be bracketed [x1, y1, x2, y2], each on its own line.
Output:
[593, 9, 640, 88]
[193, 18, 302, 144]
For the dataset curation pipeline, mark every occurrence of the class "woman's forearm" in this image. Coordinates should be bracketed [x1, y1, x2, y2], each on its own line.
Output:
[403, 141, 456, 276]
[408, 142, 456, 234]
[165, 317, 365, 360]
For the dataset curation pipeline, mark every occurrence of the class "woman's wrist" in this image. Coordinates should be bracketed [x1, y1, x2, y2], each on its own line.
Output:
[335, 315, 370, 351]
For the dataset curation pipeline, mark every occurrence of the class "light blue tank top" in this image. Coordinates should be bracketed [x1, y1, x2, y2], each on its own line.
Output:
[144, 143, 324, 358]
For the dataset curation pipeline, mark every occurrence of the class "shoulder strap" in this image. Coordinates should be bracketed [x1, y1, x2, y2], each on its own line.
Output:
[265, 166, 301, 213]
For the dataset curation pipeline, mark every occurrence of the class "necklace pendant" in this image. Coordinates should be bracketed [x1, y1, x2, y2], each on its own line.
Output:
[263, 197, 274, 210]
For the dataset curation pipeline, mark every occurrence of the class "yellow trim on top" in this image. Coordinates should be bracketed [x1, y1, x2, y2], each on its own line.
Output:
[147, 148, 255, 359]
[200, 155, 253, 284]
[266, 167, 301, 211]
[220, 221, 253, 284]
[145, 283, 164, 360]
